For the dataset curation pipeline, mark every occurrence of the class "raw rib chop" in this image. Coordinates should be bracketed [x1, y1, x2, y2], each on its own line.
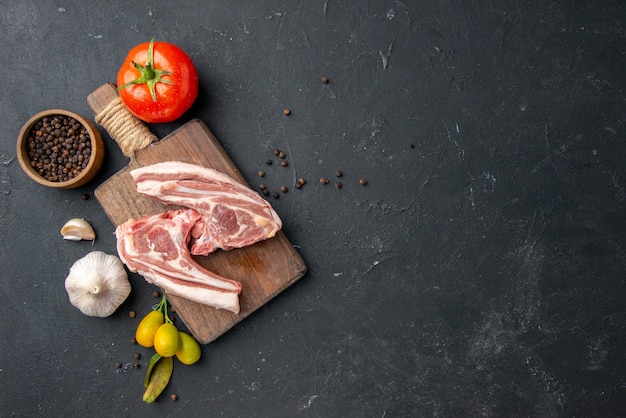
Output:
[116, 208, 242, 314]
[130, 161, 282, 255]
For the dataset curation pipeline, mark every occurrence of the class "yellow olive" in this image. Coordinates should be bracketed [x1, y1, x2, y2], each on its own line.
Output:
[153, 323, 181, 357]
[135, 310, 164, 348]
[175, 332, 201, 365]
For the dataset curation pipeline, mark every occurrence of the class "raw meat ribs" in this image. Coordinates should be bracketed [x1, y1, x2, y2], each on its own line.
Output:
[115, 161, 283, 314]
[117, 208, 242, 313]
[131, 161, 282, 255]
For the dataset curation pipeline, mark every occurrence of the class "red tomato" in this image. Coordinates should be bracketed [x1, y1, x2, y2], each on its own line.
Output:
[117, 39, 199, 123]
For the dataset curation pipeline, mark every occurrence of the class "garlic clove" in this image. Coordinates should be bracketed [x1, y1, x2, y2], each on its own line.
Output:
[65, 251, 131, 317]
[61, 218, 96, 241]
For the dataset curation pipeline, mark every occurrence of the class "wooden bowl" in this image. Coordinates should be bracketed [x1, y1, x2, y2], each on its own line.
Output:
[16, 109, 105, 189]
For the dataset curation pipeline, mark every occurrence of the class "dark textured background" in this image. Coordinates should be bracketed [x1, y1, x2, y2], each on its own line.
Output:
[1, 1, 625, 416]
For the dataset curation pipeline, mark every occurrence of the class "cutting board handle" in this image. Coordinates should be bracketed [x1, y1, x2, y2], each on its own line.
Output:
[87, 83, 157, 157]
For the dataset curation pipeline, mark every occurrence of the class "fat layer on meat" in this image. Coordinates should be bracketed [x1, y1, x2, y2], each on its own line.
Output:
[116, 208, 241, 313]
[130, 161, 282, 255]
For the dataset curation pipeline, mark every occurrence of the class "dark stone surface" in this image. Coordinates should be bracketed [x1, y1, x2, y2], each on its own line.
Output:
[1, 1, 625, 416]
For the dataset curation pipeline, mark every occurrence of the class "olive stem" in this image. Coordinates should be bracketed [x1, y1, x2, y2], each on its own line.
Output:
[153, 293, 173, 325]
[163, 296, 173, 325]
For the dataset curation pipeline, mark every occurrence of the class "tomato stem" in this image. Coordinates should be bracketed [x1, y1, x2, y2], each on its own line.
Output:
[117, 38, 172, 102]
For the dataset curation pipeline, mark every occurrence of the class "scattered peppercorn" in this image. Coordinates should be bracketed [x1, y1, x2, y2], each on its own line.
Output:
[133, 362, 140, 369]
[265, 159, 273, 165]
[359, 178, 368, 186]
[134, 352, 141, 359]
[273, 149, 280, 155]
[259, 183, 267, 190]
[335, 182, 342, 189]
[295, 183, 302, 189]
[335, 170, 343, 177]
[262, 189, 270, 196]
[320, 177, 329, 185]
[322, 76, 329, 84]
[171, 394, 178, 401]
[283, 108, 291, 116]
[258, 170, 265, 177]
[131, 338, 137, 345]
[25, 115, 92, 182]
[280, 185, 288, 193]
[297, 177, 306, 186]
[81, 193, 90, 200]
[115, 362, 122, 369]
[278, 151, 286, 159]
[272, 192, 279, 199]
[280, 160, 288, 167]
[152, 290, 161, 298]
[129, 310, 136, 318]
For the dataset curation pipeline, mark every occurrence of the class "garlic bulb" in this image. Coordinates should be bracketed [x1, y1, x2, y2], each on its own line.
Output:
[61, 218, 96, 241]
[65, 251, 131, 317]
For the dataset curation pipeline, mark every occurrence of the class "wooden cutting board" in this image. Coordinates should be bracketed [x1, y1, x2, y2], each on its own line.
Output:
[87, 83, 307, 344]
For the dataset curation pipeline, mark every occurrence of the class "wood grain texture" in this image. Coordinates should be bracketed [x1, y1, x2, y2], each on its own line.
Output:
[88, 84, 307, 344]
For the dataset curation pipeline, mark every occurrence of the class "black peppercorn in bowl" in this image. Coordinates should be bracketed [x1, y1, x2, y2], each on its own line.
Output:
[16, 109, 105, 189]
